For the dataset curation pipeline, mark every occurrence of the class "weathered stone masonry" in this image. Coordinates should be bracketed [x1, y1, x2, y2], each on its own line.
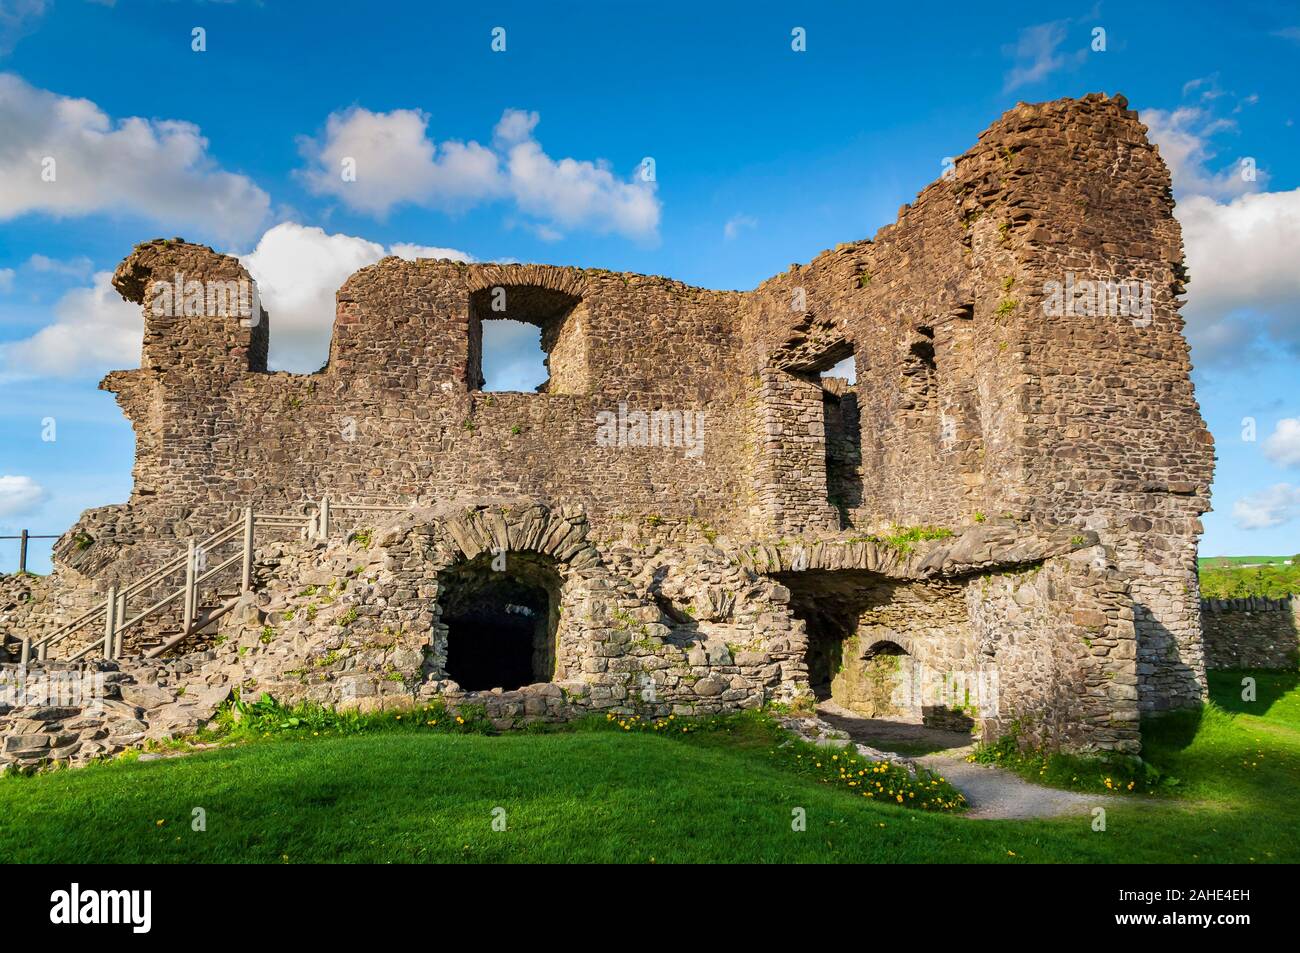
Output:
[1201, 597, 1300, 671]
[1, 94, 1216, 769]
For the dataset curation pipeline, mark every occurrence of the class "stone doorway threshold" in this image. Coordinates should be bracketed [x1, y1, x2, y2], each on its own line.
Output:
[816, 700, 1123, 821]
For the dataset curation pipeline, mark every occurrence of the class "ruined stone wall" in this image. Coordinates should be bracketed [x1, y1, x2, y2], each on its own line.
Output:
[1201, 597, 1300, 670]
[0, 567, 100, 657]
[741, 94, 1213, 711]
[2, 507, 1143, 772]
[104, 251, 752, 537]
[968, 553, 1139, 753]
[742, 125, 1026, 535]
[3, 93, 1213, 731]
[41, 247, 757, 636]
[992, 97, 1214, 714]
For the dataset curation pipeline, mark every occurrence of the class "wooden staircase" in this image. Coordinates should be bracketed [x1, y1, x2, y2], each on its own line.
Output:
[18, 504, 322, 664]
[12, 496, 414, 664]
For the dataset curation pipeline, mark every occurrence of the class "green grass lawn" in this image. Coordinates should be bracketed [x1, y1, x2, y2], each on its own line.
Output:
[2, 671, 1298, 864]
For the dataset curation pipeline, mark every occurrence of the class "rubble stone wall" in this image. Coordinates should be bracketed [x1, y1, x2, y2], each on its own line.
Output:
[2, 507, 1140, 772]
[1201, 597, 1300, 671]
[743, 94, 1213, 711]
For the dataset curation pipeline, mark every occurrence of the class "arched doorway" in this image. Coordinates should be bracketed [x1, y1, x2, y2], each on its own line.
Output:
[851, 639, 911, 718]
[775, 568, 922, 719]
[436, 552, 562, 691]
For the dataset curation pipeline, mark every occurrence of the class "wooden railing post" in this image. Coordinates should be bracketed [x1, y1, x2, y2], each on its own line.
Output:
[241, 505, 255, 592]
[20, 636, 30, 667]
[114, 591, 126, 659]
[103, 586, 117, 658]
[18, 529, 28, 574]
[182, 539, 197, 637]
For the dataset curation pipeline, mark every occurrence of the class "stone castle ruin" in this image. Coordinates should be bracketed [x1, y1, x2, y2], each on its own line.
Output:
[0, 94, 1215, 768]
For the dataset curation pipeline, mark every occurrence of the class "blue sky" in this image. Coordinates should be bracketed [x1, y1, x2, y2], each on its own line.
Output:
[1, 0, 1298, 571]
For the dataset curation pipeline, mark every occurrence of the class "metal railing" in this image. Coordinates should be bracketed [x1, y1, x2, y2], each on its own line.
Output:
[1, 531, 61, 574]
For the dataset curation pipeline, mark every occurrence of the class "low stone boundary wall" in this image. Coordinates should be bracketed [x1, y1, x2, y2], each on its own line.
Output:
[1201, 596, 1299, 670]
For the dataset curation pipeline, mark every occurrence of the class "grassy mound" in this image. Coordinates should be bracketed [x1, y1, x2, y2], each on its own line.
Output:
[1, 672, 1297, 863]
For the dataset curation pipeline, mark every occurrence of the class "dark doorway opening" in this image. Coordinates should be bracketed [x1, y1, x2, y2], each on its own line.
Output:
[775, 568, 868, 701]
[438, 552, 561, 692]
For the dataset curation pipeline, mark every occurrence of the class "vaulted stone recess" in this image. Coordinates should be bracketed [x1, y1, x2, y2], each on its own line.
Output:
[435, 553, 562, 692]
[775, 568, 974, 729]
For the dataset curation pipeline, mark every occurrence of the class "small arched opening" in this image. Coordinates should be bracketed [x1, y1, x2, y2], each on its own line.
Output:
[853, 639, 911, 718]
[436, 552, 562, 692]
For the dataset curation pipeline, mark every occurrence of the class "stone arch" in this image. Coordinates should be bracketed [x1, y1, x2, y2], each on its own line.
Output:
[842, 636, 917, 719]
[464, 263, 589, 300]
[417, 503, 604, 690]
[432, 503, 602, 569]
[747, 538, 923, 580]
[862, 636, 912, 658]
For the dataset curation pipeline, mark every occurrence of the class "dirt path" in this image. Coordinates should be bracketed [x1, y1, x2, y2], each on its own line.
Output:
[816, 701, 1120, 821]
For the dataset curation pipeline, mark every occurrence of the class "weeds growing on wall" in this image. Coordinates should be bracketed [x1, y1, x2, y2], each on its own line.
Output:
[208, 695, 496, 740]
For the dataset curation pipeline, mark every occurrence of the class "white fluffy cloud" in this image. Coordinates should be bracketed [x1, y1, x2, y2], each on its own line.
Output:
[1233, 483, 1300, 530]
[0, 475, 47, 519]
[0, 72, 270, 242]
[297, 107, 501, 217]
[495, 110, 660, 240]
[1140, 104, 1300, 367]
[241, 223, 386, 370]
[1177, 189, 1300, 363]
[1142, 107, 1262, 200]
[299, 106, 659, 240]
[1264, 418, 1300, 467]
[1, 223, 476, 378]
[1, 269, 140, 376]
[388, 242, 474, 263]
[0, 267, 12, 292]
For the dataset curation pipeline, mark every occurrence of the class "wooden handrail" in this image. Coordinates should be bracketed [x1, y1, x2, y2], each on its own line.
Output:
[20, 496, 412, 663]
[26, 505, 312, 663]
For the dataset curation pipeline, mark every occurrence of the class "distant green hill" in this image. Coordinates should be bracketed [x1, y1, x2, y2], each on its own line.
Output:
[1198, 555, 1295, 567]
[1198, 555, 1300, 599]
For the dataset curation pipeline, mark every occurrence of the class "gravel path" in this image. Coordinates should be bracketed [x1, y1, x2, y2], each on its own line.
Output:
[816, 701, 1121, 821]
[913, 750, 1113, 820]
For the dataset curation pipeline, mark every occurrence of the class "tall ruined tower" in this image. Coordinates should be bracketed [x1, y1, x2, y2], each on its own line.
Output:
[744, 93, 1214, 711]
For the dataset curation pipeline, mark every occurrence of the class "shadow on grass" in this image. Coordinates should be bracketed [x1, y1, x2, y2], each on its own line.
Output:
[1141, 705, 1204, 754]
[814, 707, 972, 757]
[1207, 669, 1300, 719]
